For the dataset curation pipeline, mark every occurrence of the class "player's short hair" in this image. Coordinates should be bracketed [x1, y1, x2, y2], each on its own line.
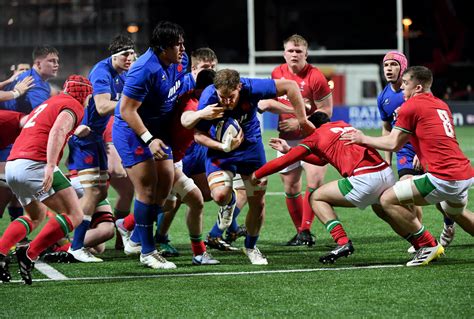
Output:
[191, 48, 218, 66]
[283, 34, 308, 48]
[196, 69, 216, 90]
[308, 111, 330, 128]
[403, 66, 433, 88]
[32, 45, 59, 61]
[214, 69, 240, 92]
[108, 34, 135, 55]
[150, 21, 185, 53]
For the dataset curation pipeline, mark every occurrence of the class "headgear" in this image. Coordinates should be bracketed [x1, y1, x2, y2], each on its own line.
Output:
[63, 75, 93, 105]
[383, 51, 408, 79]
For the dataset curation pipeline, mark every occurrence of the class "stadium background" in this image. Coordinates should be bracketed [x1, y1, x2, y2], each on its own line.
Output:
[1, 1, 473, 316]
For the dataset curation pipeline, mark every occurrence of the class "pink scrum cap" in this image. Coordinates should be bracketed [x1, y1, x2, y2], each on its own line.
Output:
[383, 51, 408, 76]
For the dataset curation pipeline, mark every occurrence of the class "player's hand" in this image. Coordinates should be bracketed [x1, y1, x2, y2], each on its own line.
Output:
[13, 76, 35, 95]
[229, 128, 244, 151]
[42, 164, 55, 192]
[149, 138, 169, 160]
[279, 118, 300, 132]
[74, 124, 91, 137]
[201, 103, 224, 120]
[413, 155, 422, 171]
[340, 129, 365, 145]
[269, 138, 291, 154]
[249, 172, 260, 185]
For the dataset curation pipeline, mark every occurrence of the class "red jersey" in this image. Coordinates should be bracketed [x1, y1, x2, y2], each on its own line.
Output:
[170, 90, 199, 163]
[255, 121, 387, 179]
[103, 116, 114, 143]
[394, 93, 472, 180]
[272, 63, 332, 140]
[0, 110, 25, 149]
[8, 94, 84, 163]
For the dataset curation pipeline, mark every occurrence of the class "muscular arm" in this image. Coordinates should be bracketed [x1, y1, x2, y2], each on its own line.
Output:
[181, 103, 224, 129]
[254, 146, 310, 179]
[314, 94, 333, 118]
[274, 79, 313, 134]
[194, 129, 225, 151]
[47, 110, 76, 166]
[119, 95, 148, 136]
[94, 93, 117, 116]
[257, 99, 295, 114]
[381, 121, 393, 164]
[343, 128, 411, 152]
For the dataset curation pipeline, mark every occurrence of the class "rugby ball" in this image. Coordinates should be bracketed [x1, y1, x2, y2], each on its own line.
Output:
[215, 118, 241, 142]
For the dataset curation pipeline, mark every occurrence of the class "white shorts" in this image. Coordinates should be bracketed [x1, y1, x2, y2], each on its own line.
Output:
[413, 173, 473, 205]
[339, 167, 396, 209]
[277, 139, 303, 173]
[5, 159, 71, 206]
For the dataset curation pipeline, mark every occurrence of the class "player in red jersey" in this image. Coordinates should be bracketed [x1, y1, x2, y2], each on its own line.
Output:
[259, 34, 333, 246]
[342, 66, 474, 266]
[0, 110, 28, 218]
[251, 112, 400, 264]
[0, 75, 92, 284]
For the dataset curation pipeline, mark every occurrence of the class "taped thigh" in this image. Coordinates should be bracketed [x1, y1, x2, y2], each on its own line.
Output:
[392, 178, 415, 205]
[173, 174, 197, 199]
[208, 170, 234, 192]
[77, 168, 108, 188]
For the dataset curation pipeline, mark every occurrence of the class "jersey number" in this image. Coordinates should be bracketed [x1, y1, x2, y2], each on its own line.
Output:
[436, 109, 454, 138]
[23, 104, 48, 129]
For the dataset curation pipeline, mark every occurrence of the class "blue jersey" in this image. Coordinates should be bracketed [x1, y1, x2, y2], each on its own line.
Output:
[114, 48, 188, 143]
[74, 57, 125, 146]
[0, 68, 51, 113]
[196, 78, 276, 175]
[377, 84, 417, 173]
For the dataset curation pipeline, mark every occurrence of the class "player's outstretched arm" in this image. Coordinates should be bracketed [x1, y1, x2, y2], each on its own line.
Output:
[340, 128, 410, 152]
[181, 103, 224, 129]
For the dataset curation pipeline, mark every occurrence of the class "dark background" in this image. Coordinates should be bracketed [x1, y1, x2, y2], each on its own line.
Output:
[1, 0, 472, 99]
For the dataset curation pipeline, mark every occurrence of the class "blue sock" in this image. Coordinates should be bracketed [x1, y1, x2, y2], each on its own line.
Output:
[244, 235, 259, 249]
[444, 216, 455, 226]
[71, 216, 91, 250]
[130, 228, 140, 243]
[133, 200, 157, 255]
[8, 206, 23, 221]
[227, 206, 241, 233]
[209, 222, 224, 238]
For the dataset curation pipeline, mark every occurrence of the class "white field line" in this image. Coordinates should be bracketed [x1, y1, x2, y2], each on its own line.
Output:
[14, 263, 403, 284]
[34, 261, 68, 280]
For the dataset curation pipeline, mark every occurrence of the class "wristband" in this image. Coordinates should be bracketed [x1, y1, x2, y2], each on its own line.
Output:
[140, 131, 154, 145]
[12, 90, 20, 99]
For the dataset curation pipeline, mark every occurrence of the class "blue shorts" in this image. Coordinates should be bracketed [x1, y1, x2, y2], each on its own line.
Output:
[0, 145, 12, 162]
[67, 137, 108, 171]
[112, 117, 172, 168]
[396, 144, 422, 177]
[206, 141, 266, 177]
[182, 143, 207, 176]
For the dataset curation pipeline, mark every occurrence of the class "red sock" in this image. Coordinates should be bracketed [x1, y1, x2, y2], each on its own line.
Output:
[191, 241, 206, 256]
[285, 193, 303, 232]
[329, 224, 349, 246]
[123, 213, 135, 231]
[411, 229, 437, 249]
[300, 187, 316, 232]
[0, 216, 33, 255]
[28, 214, 73, 260]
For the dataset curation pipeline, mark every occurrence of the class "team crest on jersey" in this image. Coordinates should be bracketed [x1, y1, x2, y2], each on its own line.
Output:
[383, 98, 390, 106]
[177, 64, 183, 72]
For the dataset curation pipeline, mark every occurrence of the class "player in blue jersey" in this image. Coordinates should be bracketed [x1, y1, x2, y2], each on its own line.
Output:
[0, 46, 59, 231]
[194, 69, 312, 265]
[112, 21, 188, 270]
[378, 51, 455, 251]
[66, 35, 136, 262]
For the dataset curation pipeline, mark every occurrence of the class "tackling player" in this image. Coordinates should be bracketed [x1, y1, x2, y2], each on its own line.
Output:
[342, 66, 474, 266]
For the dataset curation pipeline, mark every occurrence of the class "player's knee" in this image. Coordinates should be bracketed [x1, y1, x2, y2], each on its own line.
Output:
[212, 190, 230, 206]
[440, 200, 466, 216]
